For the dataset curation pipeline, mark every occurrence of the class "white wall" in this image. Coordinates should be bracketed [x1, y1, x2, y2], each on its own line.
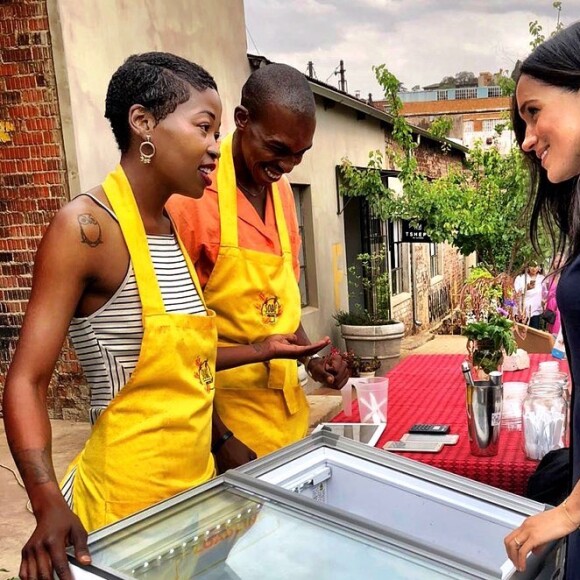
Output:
[48, 0, 250, 194]
[289, 98, 387, 344]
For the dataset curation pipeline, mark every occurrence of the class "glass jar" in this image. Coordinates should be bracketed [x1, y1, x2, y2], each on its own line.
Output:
[522, 383, 568, 461]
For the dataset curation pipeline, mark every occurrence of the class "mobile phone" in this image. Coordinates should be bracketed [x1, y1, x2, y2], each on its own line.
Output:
[401, 433, 459, 445]
[408, 423, 450, 435]
[383, 440, 444, 453]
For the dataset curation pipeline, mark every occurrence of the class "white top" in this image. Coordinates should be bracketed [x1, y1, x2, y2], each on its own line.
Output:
[68, 196, 206, 425]
[514, 272, 545, 318]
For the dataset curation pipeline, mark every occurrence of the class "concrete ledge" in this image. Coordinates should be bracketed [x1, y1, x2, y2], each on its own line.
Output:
[307, 394, 343, 431]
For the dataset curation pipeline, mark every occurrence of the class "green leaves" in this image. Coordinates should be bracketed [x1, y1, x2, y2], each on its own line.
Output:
[462, 315, 517, 356]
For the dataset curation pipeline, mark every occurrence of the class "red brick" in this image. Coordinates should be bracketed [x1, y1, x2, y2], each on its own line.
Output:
[1, 0, 83, 418]
[5, 74, 36, 90]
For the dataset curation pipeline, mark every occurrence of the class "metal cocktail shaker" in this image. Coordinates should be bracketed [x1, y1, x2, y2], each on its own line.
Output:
[465, 371, 503, 457]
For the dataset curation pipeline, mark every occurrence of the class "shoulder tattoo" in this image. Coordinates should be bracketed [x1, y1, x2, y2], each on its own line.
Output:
[78, 213, 103, 247]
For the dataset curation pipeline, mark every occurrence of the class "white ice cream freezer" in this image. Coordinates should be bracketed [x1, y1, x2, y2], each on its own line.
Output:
[69, 432, 565, 579]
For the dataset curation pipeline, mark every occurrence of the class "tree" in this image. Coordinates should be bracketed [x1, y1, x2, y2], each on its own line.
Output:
[340, 1, 564, 275]
[340, 65, 535, 275]
[428, 116, 453, 139]
[454, 71, 476, 86]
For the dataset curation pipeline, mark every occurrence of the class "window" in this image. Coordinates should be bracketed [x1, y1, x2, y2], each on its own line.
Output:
[389, 220, 405, 295]
[455, 87, 477, 100]
[436, 89, 449, 101]
[292, 185, 310, 307]
[429, 243, 440, 278]
[463, 120, 474, 134]
[487, 86, 502, 97]
[482, 118, 502, 133]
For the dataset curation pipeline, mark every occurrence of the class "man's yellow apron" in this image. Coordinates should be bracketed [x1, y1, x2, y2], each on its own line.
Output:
[202, 134, 309, 457]
[66, 166, 217, 532]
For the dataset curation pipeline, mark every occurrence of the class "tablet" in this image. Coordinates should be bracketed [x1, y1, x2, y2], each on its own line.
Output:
[313, 423, 386, 447]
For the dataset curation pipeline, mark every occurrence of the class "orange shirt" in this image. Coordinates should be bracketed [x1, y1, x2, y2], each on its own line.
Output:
[167, 170, 301, 289]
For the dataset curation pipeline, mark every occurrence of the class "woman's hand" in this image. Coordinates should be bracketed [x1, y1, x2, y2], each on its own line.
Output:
[504, 504, 576, 572]
[20, 499, 91, 580]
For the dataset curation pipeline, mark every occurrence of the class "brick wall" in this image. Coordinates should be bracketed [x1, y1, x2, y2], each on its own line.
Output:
[0, 0, 88, 419]
[385, 132, 467, 333]
[401, 96, 510, 116]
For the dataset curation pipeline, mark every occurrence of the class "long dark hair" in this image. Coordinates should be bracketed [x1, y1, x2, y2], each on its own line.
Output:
[512, 22, 580, 266]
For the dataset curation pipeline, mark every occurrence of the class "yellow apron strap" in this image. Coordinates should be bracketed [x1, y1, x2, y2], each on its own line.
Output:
[102, 166, 165, 316]
[215, 134, 239, 249]
[217, 133, 292, 255]
[270, 181, 291, 256]
[167, 213, 208, 308]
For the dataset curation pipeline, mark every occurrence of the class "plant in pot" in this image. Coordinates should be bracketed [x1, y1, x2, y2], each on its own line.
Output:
[459, 266, 518, 379]
[330, 347, 382, 378]
[333, 246, 405, 376]
[463, 315, 517, 379]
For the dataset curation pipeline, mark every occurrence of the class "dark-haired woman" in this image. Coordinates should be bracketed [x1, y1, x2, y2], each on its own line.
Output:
[2, 52, 328, 580]
[504, 23, 580, 577]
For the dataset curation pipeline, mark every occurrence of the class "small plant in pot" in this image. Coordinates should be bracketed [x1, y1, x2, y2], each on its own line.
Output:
[463, 315, 517, 378]
[333, 247, 405, 375]
[330, 347, 382, 378]
[355, 356, 382, 377]
[459, 266, 518, 379]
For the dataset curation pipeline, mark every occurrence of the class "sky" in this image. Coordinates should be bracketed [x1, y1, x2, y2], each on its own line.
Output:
[243, 0, 580, 99]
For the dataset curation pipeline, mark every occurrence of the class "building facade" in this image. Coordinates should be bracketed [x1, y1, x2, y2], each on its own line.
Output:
[0, 0, 469, 419]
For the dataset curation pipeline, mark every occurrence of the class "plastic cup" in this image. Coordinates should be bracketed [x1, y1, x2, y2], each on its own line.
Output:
[538, 360, 560, 373]
[355, 377, 388, 424]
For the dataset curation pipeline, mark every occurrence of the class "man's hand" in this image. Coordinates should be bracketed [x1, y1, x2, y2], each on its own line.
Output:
[307, 352, 350, 390]
[214, 436, 257, 474]
[20, 500, 91, 580]
[261, 334, 331, 360]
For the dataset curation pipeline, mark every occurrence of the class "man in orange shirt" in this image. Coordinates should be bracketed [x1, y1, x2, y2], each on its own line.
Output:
[168, 63, 348, 462]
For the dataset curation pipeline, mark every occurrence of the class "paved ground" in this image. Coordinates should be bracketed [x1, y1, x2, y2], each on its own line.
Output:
[0, 333, 466, 578]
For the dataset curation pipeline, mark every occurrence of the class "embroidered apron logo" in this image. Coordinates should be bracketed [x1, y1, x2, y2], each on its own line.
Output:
[256, 292, 283, 324]
[194, 357, 215, 391]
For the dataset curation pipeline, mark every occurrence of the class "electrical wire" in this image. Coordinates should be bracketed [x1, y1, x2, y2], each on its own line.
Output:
[246, 25, 261, 55]
[1, 462, 34, 513]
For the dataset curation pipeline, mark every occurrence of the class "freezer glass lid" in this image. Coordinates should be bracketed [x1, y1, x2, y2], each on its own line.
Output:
[81, 484, 462, 579]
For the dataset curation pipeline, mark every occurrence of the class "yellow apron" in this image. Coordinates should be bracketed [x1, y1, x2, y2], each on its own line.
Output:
[202, 134, 309, 457]
[67, 166, 217, 531]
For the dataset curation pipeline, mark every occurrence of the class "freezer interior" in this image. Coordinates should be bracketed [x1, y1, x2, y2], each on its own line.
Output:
[71, 483, 475, 580]
[247, 442, 560, 579]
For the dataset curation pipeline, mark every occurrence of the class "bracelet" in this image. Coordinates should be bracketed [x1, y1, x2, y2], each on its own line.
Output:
[562, 499, 580, 529]
[304, 354, 322, 379]
[211, 430, 234, 454]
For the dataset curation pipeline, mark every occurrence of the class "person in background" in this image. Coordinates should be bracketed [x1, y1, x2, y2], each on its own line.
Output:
[514, 260, 545, 329]
[504, 22, 580, 578]
[168, 63, 349, 459]
[3, 53, 328, 580]
[542, 253, 564, 336]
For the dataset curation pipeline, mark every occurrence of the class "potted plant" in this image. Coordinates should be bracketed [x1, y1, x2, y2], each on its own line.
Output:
[330, 348, 382, 378]
[333, 247, 405, 376]
[459, 267, 518, 378]
[463, 315, 517, 378]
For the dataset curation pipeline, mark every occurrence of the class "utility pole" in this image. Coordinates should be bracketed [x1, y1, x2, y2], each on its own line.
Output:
[338, 59, 347, 93]
[306, 61, 317, 79]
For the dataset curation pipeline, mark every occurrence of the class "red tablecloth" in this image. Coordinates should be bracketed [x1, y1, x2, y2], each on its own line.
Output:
[332, 353, 569, 496]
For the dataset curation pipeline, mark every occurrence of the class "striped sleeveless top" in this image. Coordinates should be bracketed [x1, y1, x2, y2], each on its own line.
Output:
[68, 195, 206, 425]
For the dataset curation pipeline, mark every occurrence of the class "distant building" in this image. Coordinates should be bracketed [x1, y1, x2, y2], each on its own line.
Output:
[373, 72, 514, 153]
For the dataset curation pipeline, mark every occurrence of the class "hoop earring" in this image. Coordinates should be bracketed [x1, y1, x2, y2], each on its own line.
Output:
[139, 135, 156, 164]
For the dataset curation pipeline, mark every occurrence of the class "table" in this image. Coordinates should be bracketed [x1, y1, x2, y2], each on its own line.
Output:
[332, 353, 569, 496]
